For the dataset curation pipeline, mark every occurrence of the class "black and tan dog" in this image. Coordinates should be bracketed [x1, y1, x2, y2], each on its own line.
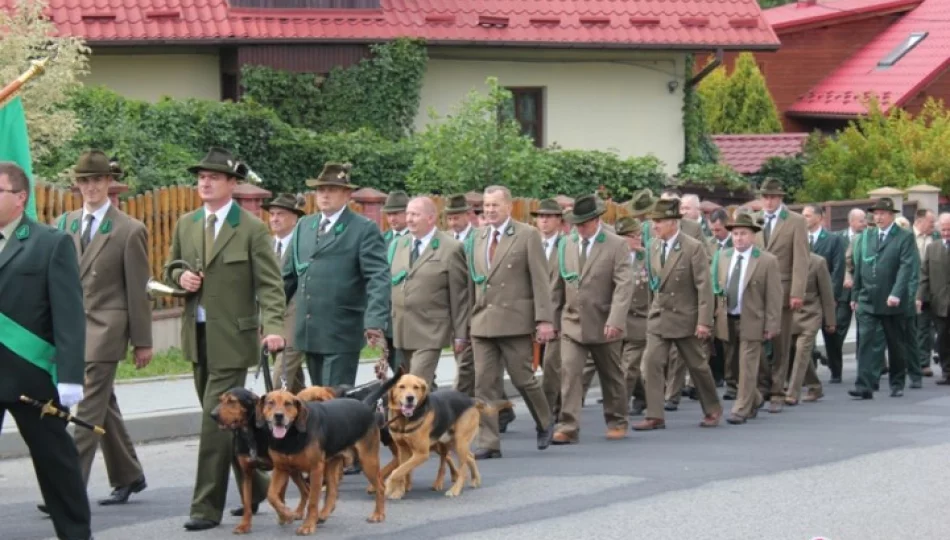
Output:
[210, 387, 310, 534]
[258, 373, 401, 535]
[386, 374, 500, 499]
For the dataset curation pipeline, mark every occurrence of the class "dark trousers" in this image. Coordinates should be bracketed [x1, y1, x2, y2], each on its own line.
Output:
[0, 402, 91, 539]
[306, 352, 360, 387]
[710, 338, 725, 383]
[385, 336, 405, 374]
[934, 315, 950, 374]
[855, 312, 914, 392]
[917, 308, 935, 369]
[829, 301, 853, 379]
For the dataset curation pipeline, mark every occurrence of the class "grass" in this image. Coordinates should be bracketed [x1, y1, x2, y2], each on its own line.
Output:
[115, 344, 449, 381]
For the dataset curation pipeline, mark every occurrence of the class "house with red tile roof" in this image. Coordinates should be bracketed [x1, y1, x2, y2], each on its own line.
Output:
[2, 0, 779, 172]
[711, 133, 809, 174]
[708, 0, 950, 133]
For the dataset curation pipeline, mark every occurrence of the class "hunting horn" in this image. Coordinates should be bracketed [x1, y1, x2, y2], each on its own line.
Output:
[146, 259, 201, 298]
[0, 57, 50, 108]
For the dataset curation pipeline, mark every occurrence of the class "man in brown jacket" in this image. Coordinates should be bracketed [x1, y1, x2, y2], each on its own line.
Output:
[712, 213, 782, 424]
[918, 212, 950, 384]
[533, 198, 566, 414]
[390, 197, 470, 384]
[634, 198, 723, 430]
[786, 253, 837, 404]
[443, 195, 478, 396]
[266, 193, 307, 393]
[55, 151, 152, 507]
[465, 185, 555, 459]
[550, 195, 633, 443]
[755, 178, 808, 413]
[615, 216, 650, 415]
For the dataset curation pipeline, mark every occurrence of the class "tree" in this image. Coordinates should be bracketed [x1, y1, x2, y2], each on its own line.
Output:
[0, 0, 90, 162]
[698, 52, 782, 134]
[406, 77, 551, 197]
[800, 97, 950, 201]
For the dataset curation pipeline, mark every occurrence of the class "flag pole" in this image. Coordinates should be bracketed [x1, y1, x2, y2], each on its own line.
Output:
[0, 57, 50, 108]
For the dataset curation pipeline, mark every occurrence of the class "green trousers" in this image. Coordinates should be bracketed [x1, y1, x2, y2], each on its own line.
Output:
[306, 352, 360, 387]
[855, 311, 914, 392]
[917, 308, 935, 369]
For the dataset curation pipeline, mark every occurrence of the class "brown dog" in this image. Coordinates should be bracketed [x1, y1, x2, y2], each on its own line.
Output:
[259, 380, 395, 535]
[386, 374, 496, 499]
[210, 388, 309, 534]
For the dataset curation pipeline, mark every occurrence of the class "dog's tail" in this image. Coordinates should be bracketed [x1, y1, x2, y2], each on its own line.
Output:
[473, 399, 513, 416]
[362, 364, 406, 408]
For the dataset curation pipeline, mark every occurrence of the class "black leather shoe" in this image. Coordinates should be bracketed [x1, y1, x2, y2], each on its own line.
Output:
[37, 504, 49, 514]
[98, 477, 147, 506]
[848, 389, 873, 399]
[498, 407, 516, 434]
[184, 518, 219, 531]
[230, 502, 259, 516]
[473, 448, 502, 460]
[722, 393, 736, 401]
[829, 377, 842, 384]
[536, 420, 554, 450]
[890, 389, 904, 397]
[664, 400, 678, 411]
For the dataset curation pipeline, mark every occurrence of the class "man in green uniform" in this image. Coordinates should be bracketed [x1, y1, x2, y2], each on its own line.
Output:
[0, 162, 92, 540]
[163, 147, 286, 530]
[848, 197, 920, 399]
[284, 163, 390, 386]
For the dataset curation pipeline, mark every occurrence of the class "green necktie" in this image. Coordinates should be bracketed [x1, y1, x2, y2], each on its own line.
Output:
[410, 239, 421, 267]
[204, 214, 217, 262]
[726, 254, 744, 312]
[579, 238, 590, 270]
[660, 241, 667, 268]
[763, 215, 774, 245]
[80, 214, 95, 253]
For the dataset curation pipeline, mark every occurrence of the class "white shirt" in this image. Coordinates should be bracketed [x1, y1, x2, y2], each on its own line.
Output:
[542, 233, 558, 260]
[578, 225, 602, 259]
[809, 227, 823, 246]
[274, 232, 293, 258]
[762, 206, 784, 236]
[661, 232, 680, 262]
[197, 200, 234, 323]
[486, 218, 511, 268]
[410, 227, 437, 257]
[727, 247, 752, 315]
[878, 223, 894, 242]
[81, 200, 111, 243]
[319, 206, 346, 232]
[453, 224, 473, 242]
[390, 228, 408, 240]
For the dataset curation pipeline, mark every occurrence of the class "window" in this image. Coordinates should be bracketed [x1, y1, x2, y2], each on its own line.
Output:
[877, 32, 928, 68]
[504, 87, 544, 146]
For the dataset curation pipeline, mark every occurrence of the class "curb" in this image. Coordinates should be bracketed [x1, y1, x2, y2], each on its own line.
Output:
[0, 343, 853, 459]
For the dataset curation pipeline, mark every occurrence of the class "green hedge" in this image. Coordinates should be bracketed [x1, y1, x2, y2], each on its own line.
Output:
[36, 85, 668, 199]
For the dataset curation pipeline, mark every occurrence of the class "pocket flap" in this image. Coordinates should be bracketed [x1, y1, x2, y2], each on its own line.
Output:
[224, 252, 249, 264]
[237, 316, 259, 331]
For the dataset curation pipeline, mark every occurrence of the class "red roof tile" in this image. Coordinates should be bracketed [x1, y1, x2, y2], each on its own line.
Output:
[786, 0, 950, 117]
[3, 0, 779, 49]
[765, 0, 922, 32]
[712, 133, 809, 173]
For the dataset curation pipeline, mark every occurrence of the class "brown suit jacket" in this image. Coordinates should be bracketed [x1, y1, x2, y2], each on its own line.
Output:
[713, 247, 782, 342]
[276, 236, 298, 349]
[391, 230, 470, 349]
[792, 253, 836, 335]
[919, 238, 950, 318]
[627, 251, 652, 341]
[756, 207, 808, 303]
[646, 231, 713, 339]
[682, 218, 711, 259]
[468, 219, 553, 338]
[552, 230, 633, 344]
[62, 205, 152, 362]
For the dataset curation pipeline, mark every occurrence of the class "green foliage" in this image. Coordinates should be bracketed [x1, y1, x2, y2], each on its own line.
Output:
[676, 162, 750, 194]
[758, 0, 796, 7]
[752, 152, 809, 202]
[240, 38, 427, 140]
[540, 149, 667, 200]
[699, 52, 782, 134]
[681, 53, 719, 167]
[407, 78, 551, 197]
[800, 98, 950, 201]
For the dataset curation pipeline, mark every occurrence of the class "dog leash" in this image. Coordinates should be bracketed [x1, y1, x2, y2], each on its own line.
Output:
[255, 344, 277, 393]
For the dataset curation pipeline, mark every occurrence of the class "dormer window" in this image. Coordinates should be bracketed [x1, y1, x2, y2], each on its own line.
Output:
[877, 32, 928, 68]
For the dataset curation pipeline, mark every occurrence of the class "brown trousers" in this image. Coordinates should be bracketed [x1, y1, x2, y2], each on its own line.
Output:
[74, 361, 144, 487]
[541, 338, 562, 414]
[723, 317, 765, 418]
[555, 337, 628, 439]
[401, 348, 442, 387]
[454, 342, 476, 397]
[473, 335, 552, 451]
[621, 338, 647, 404]
[643, 333, 722, 421]
[271, 348, 307, 394]
[665, 348, 688, 402]
[768, 307, 795, 402]
[787, 331, 823, 401]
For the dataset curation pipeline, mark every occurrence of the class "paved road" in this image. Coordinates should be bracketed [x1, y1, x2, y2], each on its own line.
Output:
[1, 354, 948, 540]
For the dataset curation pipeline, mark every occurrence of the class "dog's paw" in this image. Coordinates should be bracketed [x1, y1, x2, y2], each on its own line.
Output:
[471, 477, 482, 488]
[367, 512, 385, 523]
[366, 483, 377, 494]
[295, 523, 317, 535]
[445, 488, 462, 498]
[431, 480, 444, 491]
[232, 522, 252, 534]
[276, 511, 295, 526]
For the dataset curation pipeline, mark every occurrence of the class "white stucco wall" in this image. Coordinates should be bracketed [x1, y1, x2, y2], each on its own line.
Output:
[83, 51, 221, 102]
[415, 49, 687, 173]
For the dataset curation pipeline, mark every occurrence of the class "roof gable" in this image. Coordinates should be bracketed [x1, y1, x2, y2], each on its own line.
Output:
[765, 0, 923, 33]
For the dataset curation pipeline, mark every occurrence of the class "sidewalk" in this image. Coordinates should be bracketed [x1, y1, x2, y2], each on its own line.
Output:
[0, 319, 858, 459]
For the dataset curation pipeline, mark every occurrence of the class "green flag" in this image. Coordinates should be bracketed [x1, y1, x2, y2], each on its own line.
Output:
[0, 96, 37, 220]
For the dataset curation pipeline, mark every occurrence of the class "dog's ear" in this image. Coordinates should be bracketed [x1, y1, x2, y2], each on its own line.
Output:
[388, 385, 398, 409]
[254, 396, 267, 428]
[293, 398, 309, 433]
[420, 379, 429, 396]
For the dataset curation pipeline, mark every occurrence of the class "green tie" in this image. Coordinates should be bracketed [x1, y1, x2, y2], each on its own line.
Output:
[410, 239, 421, 267]
[579, 238, 590, 270]
[763, 215, 774, 245]
[205, 214, 217, 262]
[660, 241, 667, 268]
[726, 254, 744, 312]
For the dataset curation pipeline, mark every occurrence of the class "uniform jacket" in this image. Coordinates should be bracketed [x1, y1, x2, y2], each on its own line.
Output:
[645, 232, 713, 339]
[390, 230, 470, 350]
[277, 236, 298, 349]
[918, 238, 950, 318]
[551, 229, 634, 344]
[809, 227, 845, 303]
[466, 219, 553, 338]
[755, 206, 808, 302]
[163, 203, 285, 368]
[542, 232, 564, 331]
[842, 228, 863, 302]
[60, 205, 152, 362]
[851, 224, 919, 316]
[0, 217, 85, 403]
[792, 253, 836, 335]
[626, 251, 652, 341]
[283, 207, 390, 353]
[713, 247, 782, 342]
[382, 228, 408, 339]
[681, 218, 711, 258]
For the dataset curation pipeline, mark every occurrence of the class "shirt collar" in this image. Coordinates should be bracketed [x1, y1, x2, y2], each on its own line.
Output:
[82, 200, 111, 226]
[391, 227, 408, 237]
[322, 206, 346, 226]
[457, 224, 472, 239]
[580, 224, 602, 243]
[879, 223, 894, 237]
[734, 245, 753, 255]
[412, 227, 437, 247]
[203, 199, 233, 224]
[810, 227, 823, 237]
[275, 231, 294, 246]
[664, 231, 680, 247]
[492, 218, 511, 237]
[0, 216, 20, 243]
